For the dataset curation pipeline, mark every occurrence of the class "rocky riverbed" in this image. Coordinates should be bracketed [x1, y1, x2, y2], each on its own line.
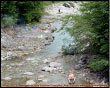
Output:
[1, 2, 108, 87]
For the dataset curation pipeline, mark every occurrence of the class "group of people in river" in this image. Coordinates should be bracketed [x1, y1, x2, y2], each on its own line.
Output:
[25, 8, 62, 31]
[25, 23, 52, 32]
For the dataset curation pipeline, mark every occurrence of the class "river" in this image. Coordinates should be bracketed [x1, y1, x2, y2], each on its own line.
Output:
[1, 2, 104, 86]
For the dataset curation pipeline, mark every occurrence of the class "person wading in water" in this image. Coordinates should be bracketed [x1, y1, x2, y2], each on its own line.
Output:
[58, 8, 61, 13]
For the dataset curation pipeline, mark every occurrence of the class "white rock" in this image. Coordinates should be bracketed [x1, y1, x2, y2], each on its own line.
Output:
[82, 73, 85, 76]
[49, 62, 61, 67]
[90, 80, 94, 84]
[43, 79, 48, 82]
[37, 35, 44, 38]
[61, 71, 65, 74]
[26, 80, 36, 85]
[43, 59, 49, 64]
[7, 51, 13, 56]
[3, 77, 11, 80]
[24, 72, 34, 75]
[26, 58, 35, 61]
[53, 68, 57, 71]
[42, 66, 49, 71]
[42, 66, 53, 72]
[44, 30, 49, 33]
[39, 75, 44, 78]
[38, 79, 42, 81]
[1, 57, 5, 60]
[57, 67, 62, 70]
[100, 80, 105, 85]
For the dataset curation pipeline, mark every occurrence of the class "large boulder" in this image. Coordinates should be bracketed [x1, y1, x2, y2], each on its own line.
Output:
[43, 59, 50, 64]
[24, 72, 34, 75]
[74, 65, 81, 70]
[26, 80, 36, 85]
[49, 62, 61, 68]
[42, 66, 53, 72]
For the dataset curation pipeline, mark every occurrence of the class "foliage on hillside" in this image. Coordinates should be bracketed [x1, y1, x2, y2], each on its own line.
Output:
[61, 1, 109, 74]
[1, 1, 58, 27]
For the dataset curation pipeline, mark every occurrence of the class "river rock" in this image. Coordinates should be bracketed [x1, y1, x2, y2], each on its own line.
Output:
[43, 79, 48, 82]
[42, 66, 54, 72]
[18, 46, 25, 50]
[49, 62, 61, 68]
[57, 67, 63, 70]
[3, 77, 11, 80]
[6, 51, 13, 56]
[46, 67, 53, 72]
[24, 72, 34, 75]
[42, 66, 49, 71]
[61, 71, 65, 74]
[52, 67, 57, 71]
[74, 65, 81, 70]
[78, 60, 83, 64]
[90, 80, 94, 84]
[26, 58, 35, 61]
[100, 80, 105, 85]
[39, 75, 44, 78]
[26, 80, 36, 85]
[45, 37, 48, 40]
[38, 79, 42, 81]
[43, 59, 49, 64]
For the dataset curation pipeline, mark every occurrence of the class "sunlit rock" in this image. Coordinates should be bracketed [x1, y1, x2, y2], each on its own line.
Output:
[26, 80, 36, 85]
[3, 77, 11, 80]
[24, 72, 34, 75]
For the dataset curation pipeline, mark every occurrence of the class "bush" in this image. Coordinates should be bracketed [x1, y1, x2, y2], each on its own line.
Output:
[60, 1, 109, 75]
[62, 44, 78, 55]
[63, 3, 70, 8]
[68, 2, 75, 8]
[1, 1, 45, 27]
[1, 15, 18, 28]
[88, 56, 109, 72]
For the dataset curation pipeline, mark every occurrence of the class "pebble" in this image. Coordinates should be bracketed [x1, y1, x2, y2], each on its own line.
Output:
[26, 80, 36, 85]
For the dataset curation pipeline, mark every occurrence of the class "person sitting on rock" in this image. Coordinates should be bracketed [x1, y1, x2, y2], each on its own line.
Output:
[68, 71, 75, 84]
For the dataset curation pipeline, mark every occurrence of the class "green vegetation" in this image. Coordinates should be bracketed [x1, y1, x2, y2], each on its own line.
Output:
[61, 1, 109, 74]
[63, 2, 75, 8]
[62, 44, 78, 55]
[68, 2, 75, 8]
[63, 3, 70, 8]
[88, 56, 108, 72]
[1, 1, 59, 27]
